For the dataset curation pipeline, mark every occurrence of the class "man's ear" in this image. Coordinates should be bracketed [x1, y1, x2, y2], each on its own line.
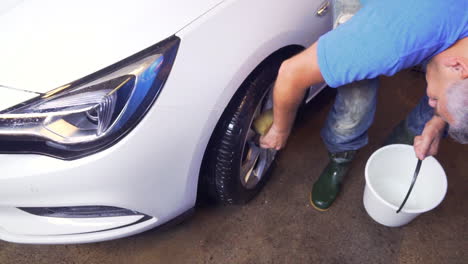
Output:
[442, 56, 468, 79]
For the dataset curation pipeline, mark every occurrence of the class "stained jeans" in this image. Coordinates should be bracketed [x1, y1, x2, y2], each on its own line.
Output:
[320, 78, 434, 153]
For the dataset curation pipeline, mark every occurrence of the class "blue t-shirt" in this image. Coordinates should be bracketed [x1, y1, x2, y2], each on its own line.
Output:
[318, 0, 468, 88]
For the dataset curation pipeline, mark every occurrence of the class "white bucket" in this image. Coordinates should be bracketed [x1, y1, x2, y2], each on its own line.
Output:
[363, 144, 447, 227]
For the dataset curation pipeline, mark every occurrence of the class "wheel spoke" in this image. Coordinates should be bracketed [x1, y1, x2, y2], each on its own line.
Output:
[253, 148, 276, 178]
[246, 128, 257, 142]
[241, 142, 261, 185]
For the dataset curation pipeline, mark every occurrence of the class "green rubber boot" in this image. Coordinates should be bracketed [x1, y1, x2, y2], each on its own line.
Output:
[310, 150, 356, 211]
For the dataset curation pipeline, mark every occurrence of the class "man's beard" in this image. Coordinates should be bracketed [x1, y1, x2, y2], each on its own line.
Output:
[448, 124, 468, 144]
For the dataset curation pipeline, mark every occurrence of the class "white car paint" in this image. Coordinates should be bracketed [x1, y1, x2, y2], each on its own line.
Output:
[0, 0, 223, 94]
[0, 85, 38, 110]
[0, 0, 332, 243]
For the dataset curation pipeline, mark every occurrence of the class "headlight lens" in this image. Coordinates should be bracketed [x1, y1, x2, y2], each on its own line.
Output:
[0, 36, 180, 159]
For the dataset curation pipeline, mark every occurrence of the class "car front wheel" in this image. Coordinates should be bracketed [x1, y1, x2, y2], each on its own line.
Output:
[202, 49, 301, 205]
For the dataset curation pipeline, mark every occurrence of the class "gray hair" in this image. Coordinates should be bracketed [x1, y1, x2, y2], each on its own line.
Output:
[446, 79, 468, 144]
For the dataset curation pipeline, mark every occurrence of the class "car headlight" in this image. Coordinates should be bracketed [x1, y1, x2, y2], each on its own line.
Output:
[0, 36, 180, 159]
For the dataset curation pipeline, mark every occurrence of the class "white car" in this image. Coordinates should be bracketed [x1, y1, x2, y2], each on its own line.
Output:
[0, 0, 332, 244]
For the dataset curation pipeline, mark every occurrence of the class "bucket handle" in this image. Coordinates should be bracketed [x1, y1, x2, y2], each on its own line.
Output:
[396, 159, 422, 213]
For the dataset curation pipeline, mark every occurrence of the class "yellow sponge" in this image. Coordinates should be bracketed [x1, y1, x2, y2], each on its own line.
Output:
[252, 109, 274, 136]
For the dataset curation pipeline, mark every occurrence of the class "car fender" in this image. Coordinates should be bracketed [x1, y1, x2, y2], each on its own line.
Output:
[155, 0, 332, 204]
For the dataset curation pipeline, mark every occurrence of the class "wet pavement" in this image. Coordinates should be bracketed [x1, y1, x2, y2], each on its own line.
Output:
[0, 70, 466, 264]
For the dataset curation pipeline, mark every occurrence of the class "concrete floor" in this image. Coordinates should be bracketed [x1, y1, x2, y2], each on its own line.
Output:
[0, 70, 466, 264]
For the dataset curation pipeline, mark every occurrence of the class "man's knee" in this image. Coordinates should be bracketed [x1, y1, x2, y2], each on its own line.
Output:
[331, 79, 379, 134]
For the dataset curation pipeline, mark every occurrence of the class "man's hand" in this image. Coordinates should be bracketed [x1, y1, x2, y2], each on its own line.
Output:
[413, 116, 446, 160]
[259, 124, 290, 150]
[257, 41, 325, 151]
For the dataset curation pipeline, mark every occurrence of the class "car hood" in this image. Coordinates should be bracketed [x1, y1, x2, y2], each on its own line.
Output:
[0, 0, 223, 95]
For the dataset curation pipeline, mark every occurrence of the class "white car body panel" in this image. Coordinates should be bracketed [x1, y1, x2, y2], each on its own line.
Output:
[0, 213, 159, 244]
[0, 207, 144, 235]
[0, 86, 38, 110]
[0, 0, 332, 243]
[0, 0, 223, 93]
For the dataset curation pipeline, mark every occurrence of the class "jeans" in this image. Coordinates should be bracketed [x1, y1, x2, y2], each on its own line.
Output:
[320, 0, 434, 153]
[406, 95, 434, 135]
[320, 78, 434, 153]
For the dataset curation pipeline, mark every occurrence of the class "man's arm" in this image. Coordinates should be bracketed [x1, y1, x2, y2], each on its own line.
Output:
[414, 115, 446, 160]
[259, 42, 325, 150]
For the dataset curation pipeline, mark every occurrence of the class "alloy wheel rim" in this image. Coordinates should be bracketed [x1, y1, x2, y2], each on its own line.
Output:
[240, 86, 277, 189]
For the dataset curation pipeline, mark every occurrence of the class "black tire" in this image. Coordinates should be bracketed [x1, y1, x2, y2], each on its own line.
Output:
[201, 48, 301, 205]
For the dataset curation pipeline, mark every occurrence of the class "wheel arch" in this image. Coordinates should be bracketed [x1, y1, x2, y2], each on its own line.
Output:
[196, 44, 305, 202]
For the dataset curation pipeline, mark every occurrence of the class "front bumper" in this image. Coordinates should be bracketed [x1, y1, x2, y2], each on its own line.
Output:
[0, 103, 215, 244]
[0, 207, 158, 244]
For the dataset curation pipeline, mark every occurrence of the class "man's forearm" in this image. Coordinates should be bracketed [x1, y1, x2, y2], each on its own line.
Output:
[271, 75, 309, 134]
[270, 42, 325, 134]
[413, 115, 447, 160]
[426, 115, 447, 134]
